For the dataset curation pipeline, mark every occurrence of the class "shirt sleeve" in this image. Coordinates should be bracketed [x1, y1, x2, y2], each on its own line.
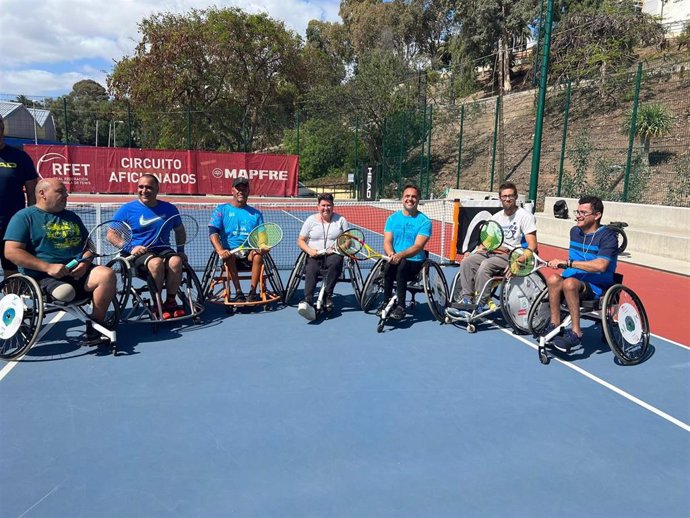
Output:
[598, 228, 618, 261]
[520, 210, 537, 235]
[208, 205, 223, 230]
[3, 211, 30, 243]
[419, 216, 432, 237]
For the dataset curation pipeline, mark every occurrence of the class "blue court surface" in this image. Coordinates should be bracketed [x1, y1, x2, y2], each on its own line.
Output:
[1, 266, 688, 518]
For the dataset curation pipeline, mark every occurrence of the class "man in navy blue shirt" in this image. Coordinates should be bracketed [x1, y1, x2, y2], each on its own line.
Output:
[543, 195, 619, 352]
[0, 117, 39, 277]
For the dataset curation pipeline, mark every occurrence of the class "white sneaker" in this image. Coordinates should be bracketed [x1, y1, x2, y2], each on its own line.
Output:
[298, 300, 316, 321]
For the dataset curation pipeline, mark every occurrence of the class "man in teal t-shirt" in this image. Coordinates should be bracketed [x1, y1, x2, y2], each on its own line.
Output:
[4, 178, 117, 343]
[381, 184, 432, 320]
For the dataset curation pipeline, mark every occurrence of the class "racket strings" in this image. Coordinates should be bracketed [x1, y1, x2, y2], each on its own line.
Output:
[337, 230, 364, 256]
[479, 221, 504, 251]
[99, 221, 132, 256]
[509, 248, 535, 275]
[247, 223, 283, 249]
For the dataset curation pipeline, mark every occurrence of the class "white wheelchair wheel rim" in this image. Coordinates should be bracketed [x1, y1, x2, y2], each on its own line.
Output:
[617, 302, 642, 344]
[0, 294, 25, 339]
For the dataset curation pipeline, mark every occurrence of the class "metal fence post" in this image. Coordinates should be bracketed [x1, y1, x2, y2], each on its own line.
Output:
[63, 98, 69, 144]
[557, 80, 572, 197]
[456, 104, 465, 189]
[623, 63, 643, 202]
[490, 96, 500, 191]
[426, 104, 433, 198]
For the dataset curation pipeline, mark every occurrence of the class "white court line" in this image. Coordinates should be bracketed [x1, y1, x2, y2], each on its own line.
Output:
[0, 312, 66, 382]
[500, 327, 690, 433]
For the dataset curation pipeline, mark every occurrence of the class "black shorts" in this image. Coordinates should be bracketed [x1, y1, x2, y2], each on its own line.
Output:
[125, 248, 180, 278]
[579, 281, 596, 301]
[38, 265, 97, 303]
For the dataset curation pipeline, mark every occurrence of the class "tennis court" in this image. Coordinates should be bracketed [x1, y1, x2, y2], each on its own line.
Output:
[0, 200, 688, 517]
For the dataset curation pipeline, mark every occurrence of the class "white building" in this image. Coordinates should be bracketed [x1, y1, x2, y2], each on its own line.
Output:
[642, 0, 690, 34]
[0, 101, 57, 142]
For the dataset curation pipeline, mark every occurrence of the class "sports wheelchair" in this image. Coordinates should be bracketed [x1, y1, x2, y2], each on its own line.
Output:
[445, 270, 547, 334]
[526, 272, 650, 365]
[200, 251, 284, 313]
[0, 273, 120, 359]
[359, 257, 449, 333]
[106, 255, 205, 331]
[283, 251, 363, 320]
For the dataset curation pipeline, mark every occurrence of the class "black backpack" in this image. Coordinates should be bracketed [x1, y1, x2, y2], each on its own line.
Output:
[553, 200, 569, 219]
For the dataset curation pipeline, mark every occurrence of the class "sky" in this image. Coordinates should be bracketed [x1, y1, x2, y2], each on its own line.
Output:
[0, 0, 341, 100]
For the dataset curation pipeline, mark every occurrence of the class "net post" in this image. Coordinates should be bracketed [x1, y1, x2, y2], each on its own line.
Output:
[448, 199, 461, 262]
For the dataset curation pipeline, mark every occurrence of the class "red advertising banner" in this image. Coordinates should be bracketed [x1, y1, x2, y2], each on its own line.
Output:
[23, 145, 299, 196]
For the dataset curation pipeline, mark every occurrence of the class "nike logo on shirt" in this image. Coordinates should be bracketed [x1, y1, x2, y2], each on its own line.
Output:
[139, 215, 162, 226]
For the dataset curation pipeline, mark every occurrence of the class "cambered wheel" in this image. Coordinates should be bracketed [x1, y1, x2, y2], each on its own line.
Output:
[284, 252, 307, 306]
[422, 261, 449, 323]
[602, 284, 650, 365]
[263, 253, 285, 302]
[200, 252, 220, 300]
[179, 263, 205, 317]
[527, 286, 552, 337]
[0, 275, 44, 360]
[501, 272, 547, 335]
[360, 259, 386, 313]
[106, 257, 132, 313]
[348, 258, 364, 305]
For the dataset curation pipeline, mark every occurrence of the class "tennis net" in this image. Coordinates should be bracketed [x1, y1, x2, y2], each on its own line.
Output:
[67, 200, 454, 271]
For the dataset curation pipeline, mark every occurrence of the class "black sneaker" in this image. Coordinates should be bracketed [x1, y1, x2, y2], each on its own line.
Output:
[324, 295, 334, 311]
[230, 292, 246, 303]
[376, 301, 388, 316]
[246, 292, 258, 302]
[551, 329, 582, 353]
[83, 322, 109, 347]
[389, 305, 406, 321]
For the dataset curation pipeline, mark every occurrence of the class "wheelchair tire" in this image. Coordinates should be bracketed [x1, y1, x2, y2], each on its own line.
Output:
[606, 224, 628, 255]
[422, 261, 449, 323]
[0, 275, 44, 360]
[602, 284, 650, 365]
[501, 272, 547, 335]
[347, 258, 364, 305]
[284, 252, 307, 306]
[200, 252, 220, 300]
[527, 286, 551, 337]
[179, 262, 205, 317]
[106, 257, 133, 313]
[263, 253, 285, 301]
[449, 270, 462, 304]
[360, 259, 386, 313]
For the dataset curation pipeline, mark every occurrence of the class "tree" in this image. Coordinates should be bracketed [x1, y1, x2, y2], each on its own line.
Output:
[622, 102, 673, 161]
[108, 7, 306, 151]
[455, 0, 537, 93]
[549, 0, 664, 87]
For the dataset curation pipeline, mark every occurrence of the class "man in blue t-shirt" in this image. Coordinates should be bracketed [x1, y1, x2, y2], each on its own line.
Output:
[4, 178, 117, 344]
[543, 195, 619, 352]
[113, 174, 185, 320]
[208, 178, 266, 302]
[0, 117, 39, 277]
[381, 184, 432, 320]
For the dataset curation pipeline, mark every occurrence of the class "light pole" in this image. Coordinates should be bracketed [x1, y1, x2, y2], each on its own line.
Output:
[113, 120, 124, 147]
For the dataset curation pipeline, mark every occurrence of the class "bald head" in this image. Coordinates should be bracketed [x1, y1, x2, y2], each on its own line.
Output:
[36, 178, 69, 213]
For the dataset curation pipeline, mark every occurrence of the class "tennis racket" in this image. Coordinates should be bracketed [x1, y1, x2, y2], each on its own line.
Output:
[66, 220, 133, 270]
[473, 220, 504, 253]
[145, 214, 200, 253]
[315, 229, 365, 257]
[336, 230, 390, 262]
[508, 248, 565, 277]
[229, 222, 283, 255]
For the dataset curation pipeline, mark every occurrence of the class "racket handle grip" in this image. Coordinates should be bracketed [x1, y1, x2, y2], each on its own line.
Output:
[66, 259, 78, 270]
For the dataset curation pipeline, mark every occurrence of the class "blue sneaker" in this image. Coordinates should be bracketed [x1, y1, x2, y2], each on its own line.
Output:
[551, 329, 582, 353]
[542, 322, 558, 337]
[475, 300, 497, 314]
